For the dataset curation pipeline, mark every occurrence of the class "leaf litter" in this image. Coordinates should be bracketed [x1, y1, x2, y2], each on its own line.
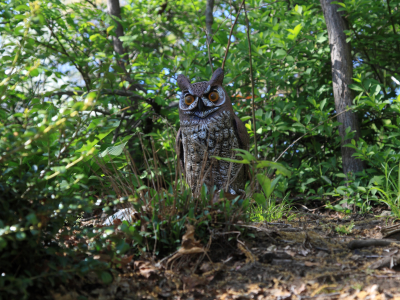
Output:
[53, 212, 400, 300]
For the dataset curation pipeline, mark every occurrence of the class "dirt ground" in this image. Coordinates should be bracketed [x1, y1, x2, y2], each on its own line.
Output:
[55, 212, 400, 300]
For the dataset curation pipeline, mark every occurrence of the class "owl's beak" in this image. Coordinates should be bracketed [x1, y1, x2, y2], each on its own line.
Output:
[197, 98, 206, 112]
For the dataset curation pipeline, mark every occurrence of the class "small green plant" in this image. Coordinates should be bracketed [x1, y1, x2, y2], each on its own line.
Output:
[367, 161, 400, 218]
[213, 149, 293, 222]
[335, 221, 355, 235]
[249, 193, 293, 223]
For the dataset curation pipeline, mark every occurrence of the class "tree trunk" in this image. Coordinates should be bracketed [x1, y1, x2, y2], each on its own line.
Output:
[107, 0, 126, 59]
[320, 0, 364, 176]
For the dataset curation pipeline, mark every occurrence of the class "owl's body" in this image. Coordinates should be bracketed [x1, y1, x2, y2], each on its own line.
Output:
[176, 68, 249, 194]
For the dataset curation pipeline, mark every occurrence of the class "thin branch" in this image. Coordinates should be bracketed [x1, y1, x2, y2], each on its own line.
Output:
[244, 2, 257, 158]
[46, 89, 139, 98]
[221, 0, 246, 70]
[205, 0, 214, 73]
[46, 21, 91, 90]
[205, 0, 214, 45]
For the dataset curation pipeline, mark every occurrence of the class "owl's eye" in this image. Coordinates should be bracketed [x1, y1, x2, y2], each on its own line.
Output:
[208, 91, 219, 102]
[184, 95, 194, 105]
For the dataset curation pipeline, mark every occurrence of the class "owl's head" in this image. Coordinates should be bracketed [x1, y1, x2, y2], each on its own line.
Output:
[177, 68, 233, 125]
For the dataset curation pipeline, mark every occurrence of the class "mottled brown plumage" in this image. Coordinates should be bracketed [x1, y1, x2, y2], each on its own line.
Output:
[175, 68, 249, 195]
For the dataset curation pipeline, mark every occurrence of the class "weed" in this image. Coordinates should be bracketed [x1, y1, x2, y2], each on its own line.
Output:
[250, 193, 293, 223]
[367, 162, 400, 218]
[335, 222, 355, 235]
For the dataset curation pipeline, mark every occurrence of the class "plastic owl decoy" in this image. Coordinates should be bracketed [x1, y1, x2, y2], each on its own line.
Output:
[175, 68, 250, 195]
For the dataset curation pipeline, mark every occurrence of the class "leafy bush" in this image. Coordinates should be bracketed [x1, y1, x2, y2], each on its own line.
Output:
[1, 0, 400, 298]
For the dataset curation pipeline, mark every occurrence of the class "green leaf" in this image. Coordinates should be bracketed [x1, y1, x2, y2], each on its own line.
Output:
[256, 174, 273, 198]
[26, 213, 38, 225]
[0, 238, 6, 250]
[233, 149, 256, 162]
[107, 25, 115, 34]
[332, 1, 346, 7]
[253, 193, 266, 206]
[212, 156, 250, 164]
[15, 4, 29, 11]
[30, 69, 39, 77]
[287, 24, 302, 40]
[371, 84, 381, 96]
[16, 232, 26, 240]
[335, 173, 347, 178]
[99, 271, 113, 284]
[321, 175, 332, 185]
[316, 35, 327, 43]
[357, 186, 366, 193]
[294, 4, 303, 15]
[275, 49, 287, 57]
[99, 141, 129, 157]
[256, 161, 291, 177]
[369, 175, 384, 186]
[348, 84, 364, 92]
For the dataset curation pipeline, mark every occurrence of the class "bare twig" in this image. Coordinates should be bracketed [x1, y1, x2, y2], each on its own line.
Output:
[244, 2, 258, 158]
[221, 0, 246, 70]
[205, 0, 215, 73]
[205, 0, 214, 44]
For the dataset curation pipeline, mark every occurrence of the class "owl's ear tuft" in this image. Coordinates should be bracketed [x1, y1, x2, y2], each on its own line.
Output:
[177, 74, 191, 91]
[209, 68, 224, 86]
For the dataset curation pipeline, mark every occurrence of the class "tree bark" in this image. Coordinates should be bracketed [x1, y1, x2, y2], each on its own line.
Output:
[107, 0, 126, 59]
[320, 0, 364, 176]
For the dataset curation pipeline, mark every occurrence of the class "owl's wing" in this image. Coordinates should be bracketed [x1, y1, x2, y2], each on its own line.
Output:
[233, 115, 250, 150]
[175, 128, 186, 177]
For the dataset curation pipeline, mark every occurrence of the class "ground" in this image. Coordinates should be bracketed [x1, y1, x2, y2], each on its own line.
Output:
[54, 211, 400, 300]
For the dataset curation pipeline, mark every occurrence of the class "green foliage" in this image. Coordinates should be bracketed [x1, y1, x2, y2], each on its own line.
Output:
[0, 0, 400, 298]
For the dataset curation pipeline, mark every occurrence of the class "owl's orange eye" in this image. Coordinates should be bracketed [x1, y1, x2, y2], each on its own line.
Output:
[208, 91, 219, 102]
[185, 95, 194, 105]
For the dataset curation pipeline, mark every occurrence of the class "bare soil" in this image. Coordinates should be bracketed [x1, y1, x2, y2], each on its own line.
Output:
[55, 212, 400, 300]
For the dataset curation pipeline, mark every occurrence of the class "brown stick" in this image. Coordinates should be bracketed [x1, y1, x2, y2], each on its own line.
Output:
[221, 0, 246, 70]
[244, 2, 257, 159]
[369, 254, 400, 269]
[205, 0, 214, 73]
[348, 239, 400, 250]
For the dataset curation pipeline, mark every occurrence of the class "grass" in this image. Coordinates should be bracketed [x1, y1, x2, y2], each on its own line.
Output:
[249, 193, 293, 223]
[367, 161, 400, 218]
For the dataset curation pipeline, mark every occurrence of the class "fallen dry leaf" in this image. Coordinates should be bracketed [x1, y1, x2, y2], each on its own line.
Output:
[118, 254, 134, 267]
[113, 219, 122, 226]
[181, 224, 203, 250]
[285, 250, 297, 257]
[181, 274, 210, 289]
[200, 261, 213, 273]
[134, 261, 158, 278]
[304, 261, 320, 267]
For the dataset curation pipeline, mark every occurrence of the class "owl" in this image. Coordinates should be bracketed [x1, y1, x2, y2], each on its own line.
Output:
[175, 68, 250, 195]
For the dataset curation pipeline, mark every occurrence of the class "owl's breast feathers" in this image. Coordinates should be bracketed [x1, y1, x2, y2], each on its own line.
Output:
[176, 111, 249, 193]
